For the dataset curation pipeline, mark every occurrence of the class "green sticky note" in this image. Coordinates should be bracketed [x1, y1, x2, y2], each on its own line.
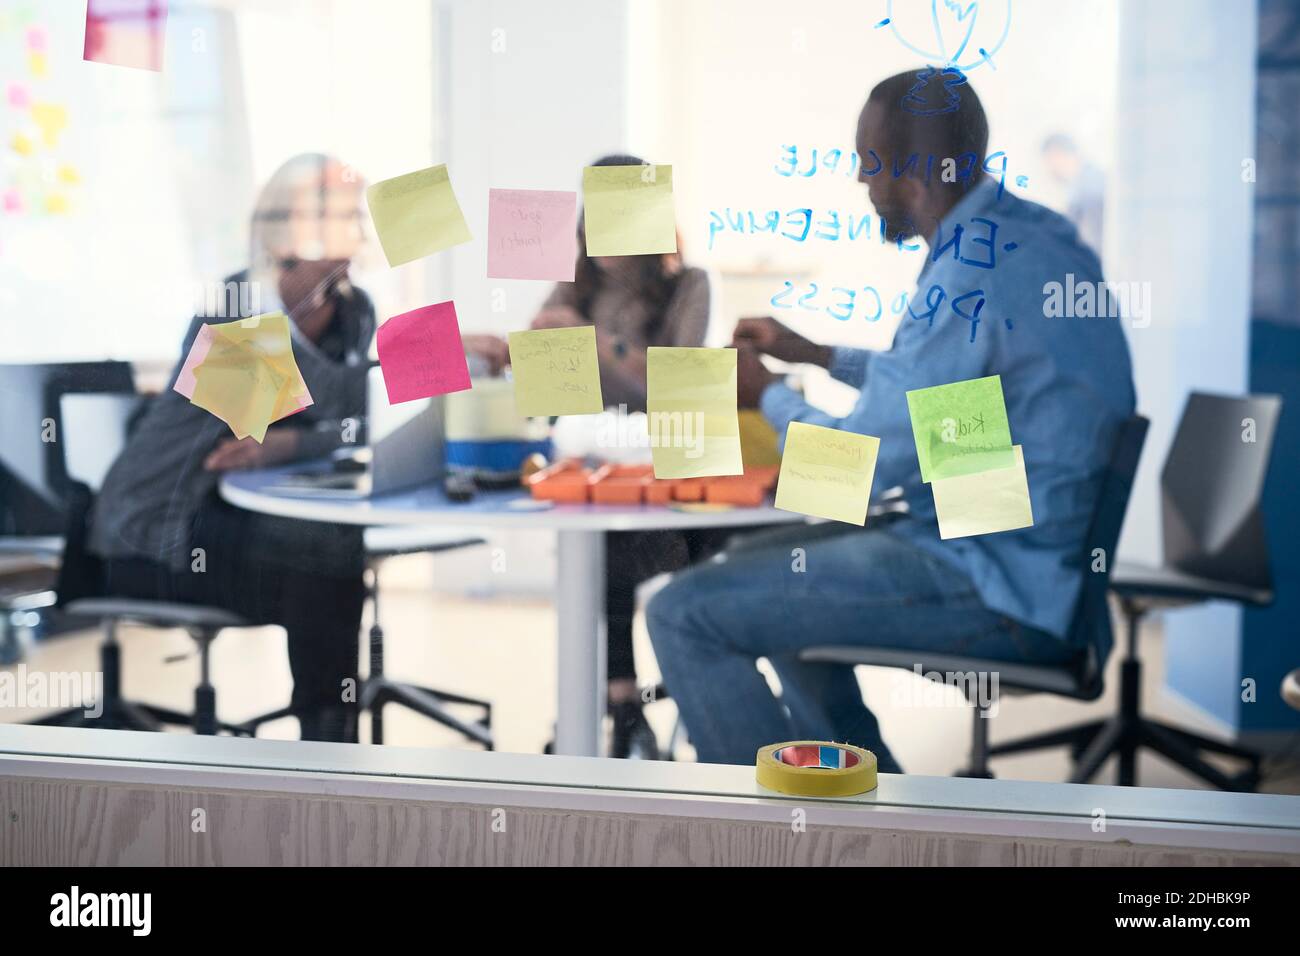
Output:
[646, 347, 743, 479]
[906, 374, 1016, 482]
[932, 445, 1034, 539]
[507, 326, 604, 417]
[581, 164, 678, 256]
[775, 422, 880, 525]
[366, 164, 472, 267]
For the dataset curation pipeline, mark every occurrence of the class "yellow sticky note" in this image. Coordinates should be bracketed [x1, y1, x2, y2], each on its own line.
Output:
[44, 193, 69, 214]
[507, 326, 603, 417]
[28, 52, 47, 78]
[191, 339, 286, 443]
[366, 164, 472, 267]
[581, 164, 677, 256]
[775, 422, 880, 525]
[11, 133, 33, 156]
[646, 347, 743, 479]
[214, 312, 312, 422]
[57, 165, 80, 185]
[931, 445, 1034, 539]
[30, 103, 67, 147]
[185, 313, 310, 441]
[739, 408, 781, 467]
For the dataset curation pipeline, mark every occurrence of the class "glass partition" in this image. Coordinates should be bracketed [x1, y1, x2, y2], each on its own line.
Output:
[1, 0, 1297, 812]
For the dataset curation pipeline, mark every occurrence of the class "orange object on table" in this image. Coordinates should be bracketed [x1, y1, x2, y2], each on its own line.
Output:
[527, 461, 776, 508]
[704, 476, 767, 507]
[588, 464, 652, 505]
[672, 478, 709, 502]
[644, 478, 680, 505]
[527, 459, 592, 503]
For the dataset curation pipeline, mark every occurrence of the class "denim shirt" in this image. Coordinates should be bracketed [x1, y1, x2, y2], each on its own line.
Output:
[760, 179, 1136, 640]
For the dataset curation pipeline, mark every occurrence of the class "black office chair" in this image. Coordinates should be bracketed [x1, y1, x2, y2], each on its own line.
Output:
[28, 392, 279, 736]
[799, 415, 1149, 781]
[0, 362, 135, 664]
[1071, 392, 1280, 791]
[0, 549, 58, 665]
[241, 526, 497, 746]
[353, 527, 493, 748]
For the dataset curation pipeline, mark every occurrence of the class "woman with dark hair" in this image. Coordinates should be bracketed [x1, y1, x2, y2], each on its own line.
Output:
[89, 153, 373, 742]
[469, 154, 715, 758]
[530, 154, 709, 410]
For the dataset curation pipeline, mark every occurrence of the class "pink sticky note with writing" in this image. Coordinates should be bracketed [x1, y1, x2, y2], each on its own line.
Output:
[487, 188, 577, 281]
[84, 0, 168, 72]
[7, 84, 30, 109]
[376, 300, 473, 404]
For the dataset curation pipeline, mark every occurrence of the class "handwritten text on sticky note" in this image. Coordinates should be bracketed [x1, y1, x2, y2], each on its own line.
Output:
[376, 301, 473, 404]
[508, 326, 603, 417]
[906, 374, 1015, 483]
[487, 189, 577, 281]
[775, 422, 880, 525]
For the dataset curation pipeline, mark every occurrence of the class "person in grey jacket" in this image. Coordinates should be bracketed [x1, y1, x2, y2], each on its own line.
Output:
[89, 153, 375, 742]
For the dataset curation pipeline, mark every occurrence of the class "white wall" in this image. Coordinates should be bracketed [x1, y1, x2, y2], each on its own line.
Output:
[1110, 0, 1256, 564]
[1109, 0, 1257, 728]
[441, 0, 631, 338]
[430, 0, 635, 596]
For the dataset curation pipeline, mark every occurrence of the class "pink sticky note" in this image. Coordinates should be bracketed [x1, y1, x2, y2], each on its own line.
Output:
[2, 189, 22, 214]
[376, 301, 472, 404]
[173, 323, 215, 398]
[84, 0, 168, 72]
[26, 27, 47, 53]
[487, 188, 578, 281]
[7, 84, 30, 109]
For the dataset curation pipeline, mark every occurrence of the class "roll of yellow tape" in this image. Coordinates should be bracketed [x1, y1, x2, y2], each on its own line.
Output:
[755, 741, 878, 797]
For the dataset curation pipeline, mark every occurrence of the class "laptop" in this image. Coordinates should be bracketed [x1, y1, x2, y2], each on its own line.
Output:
[268, 367, 444, 498]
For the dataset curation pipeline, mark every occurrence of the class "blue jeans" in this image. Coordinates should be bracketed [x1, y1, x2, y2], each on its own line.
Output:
[646, 523, 1079, 773]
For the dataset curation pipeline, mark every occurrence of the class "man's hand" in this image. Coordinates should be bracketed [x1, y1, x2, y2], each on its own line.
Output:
[735, 346, 778, 409]
[530, 306, 585, 331]
[463, 334, 510, 375]
[732, 316, 831, 367]
[204, 429, 301, 472]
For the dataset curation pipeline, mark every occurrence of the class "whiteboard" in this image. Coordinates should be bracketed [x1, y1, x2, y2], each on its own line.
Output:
[0, 1, 252, 363]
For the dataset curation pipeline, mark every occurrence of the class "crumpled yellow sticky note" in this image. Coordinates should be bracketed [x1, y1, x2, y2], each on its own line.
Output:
[181, 312, 312, 442]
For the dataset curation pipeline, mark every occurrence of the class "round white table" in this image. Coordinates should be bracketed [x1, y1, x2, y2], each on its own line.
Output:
[220, 466, 802, 756]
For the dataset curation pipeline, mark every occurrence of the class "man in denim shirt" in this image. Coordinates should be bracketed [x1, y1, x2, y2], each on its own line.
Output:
[647, 70, 1136, 771]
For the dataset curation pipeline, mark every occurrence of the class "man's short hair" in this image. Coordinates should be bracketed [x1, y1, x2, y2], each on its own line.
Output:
[866, 69, 989, 163]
